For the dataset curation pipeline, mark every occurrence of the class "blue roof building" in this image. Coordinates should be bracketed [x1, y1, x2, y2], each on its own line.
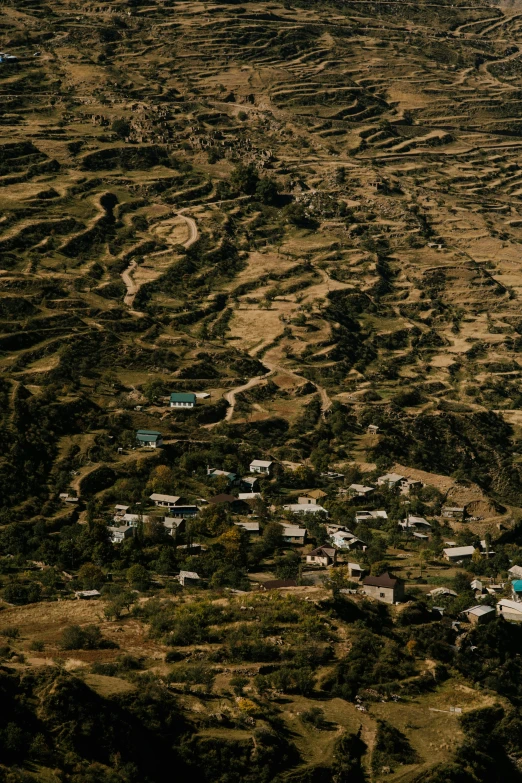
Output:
[170, 392, 196, 408]
[136, 430, 163, 448]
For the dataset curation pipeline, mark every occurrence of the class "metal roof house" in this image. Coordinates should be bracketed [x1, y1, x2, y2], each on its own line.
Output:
[377, 473, 405, 488]
[208, 468, 238, 484]
[443, 545, 476, 563]
[136, 430, 163, 448]
[234, 521, 260, 534]
[400, 515, 431, 531]
[512, 580, 522, 601]
[179, 570, 201, 587]
[498, 598, 522, 622]
[170, 393, 196, 408]
[463, 605, 495, 625]
[281, 524, 307, 545]
[249, 459, 273, 475]
[150, 493, 182, 508]
[330, 530, 366, 550]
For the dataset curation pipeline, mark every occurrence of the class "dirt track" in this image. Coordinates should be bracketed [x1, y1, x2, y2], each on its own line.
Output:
[121, 210, 198, 310]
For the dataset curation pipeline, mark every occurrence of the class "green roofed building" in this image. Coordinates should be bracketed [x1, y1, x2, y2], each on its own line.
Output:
[136, 430, 163, 448]
[170, 393, 196, 409]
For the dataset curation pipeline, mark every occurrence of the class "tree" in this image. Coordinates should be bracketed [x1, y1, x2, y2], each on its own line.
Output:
[275, 551, 300, 580]
[255, 177, 280, 205]
[230, 163, 259, 195]
[112, 118, 131, 138]
[323, 566, 356, 598]
[263, 521, 284, 552]
[78, 563, 105, 590]
[126, 564, 150, 591]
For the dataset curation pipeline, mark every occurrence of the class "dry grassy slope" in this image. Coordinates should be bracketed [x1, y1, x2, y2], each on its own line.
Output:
[0, 589, 501, 783]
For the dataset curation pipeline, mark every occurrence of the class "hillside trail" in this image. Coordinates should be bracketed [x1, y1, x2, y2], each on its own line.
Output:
[478, 45, 522, 87]
[205, 351, 332, 429]
[121, 209, 198, 312]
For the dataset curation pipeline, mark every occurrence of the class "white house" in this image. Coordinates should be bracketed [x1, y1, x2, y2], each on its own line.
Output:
[136, 430, 163, 448]
[498, 598, 522, 623]
[508, 565, 522, 580]
[429, 587, 457, 598]
[250, 459, 273, 475]
[108, 525, 134, 543]
[283, 503, 328, 517]
[170, 393, 196, 408]
[75, 590, 101, 600]
[238, 492, 261, 501]
[306, 546, 337, 567]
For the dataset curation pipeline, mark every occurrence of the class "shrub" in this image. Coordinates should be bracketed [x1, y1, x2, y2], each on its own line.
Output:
[0, 626, 20, 639]
[59, 624, 116, 650]
[300, 707, 327, 729]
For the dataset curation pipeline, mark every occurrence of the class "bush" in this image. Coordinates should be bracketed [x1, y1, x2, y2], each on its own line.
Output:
[300, 707, 327, 729]
[371, 719, 419, 773]
[0, 626, 20, 639]
[59, 624, 116, 650]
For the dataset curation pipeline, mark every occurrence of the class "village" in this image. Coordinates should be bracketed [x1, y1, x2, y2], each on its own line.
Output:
[49, 401, 522, 636]
[5, 0, 522, 778]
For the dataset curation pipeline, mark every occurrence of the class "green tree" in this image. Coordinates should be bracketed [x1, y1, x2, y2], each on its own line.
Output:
[78, 562, 105, 590]
[126, 564, 150, 591]
[230, 163, 259, 195]
[255, 177, 280, 205]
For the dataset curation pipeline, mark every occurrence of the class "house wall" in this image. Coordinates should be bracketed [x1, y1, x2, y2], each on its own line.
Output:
[499, 609, 522, 622]
[363, 584, 396, 604]
[170, 401, 194, 408]
[306, 556, 329, 566]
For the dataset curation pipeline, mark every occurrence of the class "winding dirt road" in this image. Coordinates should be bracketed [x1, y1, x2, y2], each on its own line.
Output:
[121, 209, 198, 310]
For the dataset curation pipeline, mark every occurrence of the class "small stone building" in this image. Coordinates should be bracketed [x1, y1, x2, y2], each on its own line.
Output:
[362, 572, 404, 604]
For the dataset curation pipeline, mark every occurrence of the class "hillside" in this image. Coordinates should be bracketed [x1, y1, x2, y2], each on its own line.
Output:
[3, 0, 522, 781]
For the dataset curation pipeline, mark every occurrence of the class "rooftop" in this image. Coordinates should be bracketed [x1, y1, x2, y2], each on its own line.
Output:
[170, 393, 196, 402]
[464, 605, 495, 617]
[150, 493, 181, 503]
[363, 572, 401, 588]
